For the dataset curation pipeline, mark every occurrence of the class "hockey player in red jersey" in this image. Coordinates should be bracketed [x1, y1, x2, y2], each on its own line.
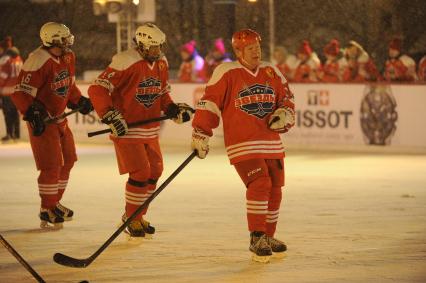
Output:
[88, 23, 193, 238]
[191, 29, 295, 263]
[11, 22, 93, 229]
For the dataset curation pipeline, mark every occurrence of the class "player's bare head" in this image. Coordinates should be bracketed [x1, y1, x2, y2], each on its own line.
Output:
[232, 29, 262, 69]
[40, 22, 74, 53]
[134, 23, 166, 62]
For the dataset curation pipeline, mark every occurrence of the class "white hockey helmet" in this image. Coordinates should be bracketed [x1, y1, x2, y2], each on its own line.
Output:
[135, 23, 166, 51]
[40, 22, 74, 48]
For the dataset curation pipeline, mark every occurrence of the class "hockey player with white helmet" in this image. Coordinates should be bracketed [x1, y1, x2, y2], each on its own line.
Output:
[12, 22, 93, 229]
[88, 23, 193, 238]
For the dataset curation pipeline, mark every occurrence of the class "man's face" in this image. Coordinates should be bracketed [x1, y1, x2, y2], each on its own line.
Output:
[239, 41, 261, 69]
[273, 50, 285, 63]
[389, 48, 399, 59]
[180, 50, 191, 61]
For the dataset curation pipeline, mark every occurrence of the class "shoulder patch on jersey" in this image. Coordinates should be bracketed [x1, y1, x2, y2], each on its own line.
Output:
[261, 62, 288, 84]
[109, 48, 141, 71]
[22, 48, 52, 72]
[207, 61, 240, 86]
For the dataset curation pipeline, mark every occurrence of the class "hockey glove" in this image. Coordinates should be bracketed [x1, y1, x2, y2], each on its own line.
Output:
[268, 107, 295, 133]
[67, 96, 94, 115]
[191, 129, 209, 159]
[23, 101, 49, 136]
[173, 103, 193, 124]
[101, 109, 128, 137]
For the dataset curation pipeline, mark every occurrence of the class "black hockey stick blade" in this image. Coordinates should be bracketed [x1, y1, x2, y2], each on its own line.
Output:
[53, 151, 197, 268]
[53, 253, 93, 268]
[0, 234, 46, 283]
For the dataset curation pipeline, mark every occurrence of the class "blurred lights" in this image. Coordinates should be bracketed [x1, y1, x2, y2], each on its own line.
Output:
[132, 0, 139, 5]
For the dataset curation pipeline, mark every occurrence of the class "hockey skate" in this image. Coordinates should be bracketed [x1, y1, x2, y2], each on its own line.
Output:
[39, 208, 64, 229]
[140, 219, 155, 239]
[54, 202, 74, 221]
[249, 231, 272, 263]
[267, 236, 287, 258]
[121, 214, 145, 238]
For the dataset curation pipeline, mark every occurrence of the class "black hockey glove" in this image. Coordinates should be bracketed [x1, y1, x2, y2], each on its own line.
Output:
[165, 103, 179, 119]
[67, 96, 94, 115]
[165, 103, 194, 124]
[23, 101, 48, 136]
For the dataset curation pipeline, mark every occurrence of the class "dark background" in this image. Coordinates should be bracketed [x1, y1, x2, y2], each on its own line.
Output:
[1, 0, 425, 78]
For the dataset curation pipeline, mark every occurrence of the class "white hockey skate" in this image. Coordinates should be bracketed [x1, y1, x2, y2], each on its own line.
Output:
[249, 231, 272, 263]
[54, 202, 74, 221]
[39, 208, 64, 229]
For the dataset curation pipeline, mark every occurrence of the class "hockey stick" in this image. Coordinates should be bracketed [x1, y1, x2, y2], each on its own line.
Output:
[53, 151, 198, 268]
[87, 106, 196, 137]
[87, 115, 170, 137]
[0, 234, 46, 283]
[44, 107, 83, 124]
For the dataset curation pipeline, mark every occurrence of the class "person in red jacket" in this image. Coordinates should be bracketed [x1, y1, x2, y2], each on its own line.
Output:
[319, 39, 344, 83]
[0, 36, 22, 142]
[177, 40, 204, 82]
[12, 22, 93, 229]
[272, 46, 293, 81]
[88, 23, 193, 238]
[383, 38, 417, 82]
[199, 38, 231, 82]
[191, 29, 295, 263]
[341, 40, 382, 82]
[293, 40, 320, 82]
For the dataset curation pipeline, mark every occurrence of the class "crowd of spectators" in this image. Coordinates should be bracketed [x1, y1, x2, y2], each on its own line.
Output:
[176, 37, 426, 83]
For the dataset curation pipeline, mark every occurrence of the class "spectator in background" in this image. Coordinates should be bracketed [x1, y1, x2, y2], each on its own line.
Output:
[272, 46, 294, 81]
[418, 55, 426, 82]
[383, 38, 417, 82]
[318, 39, 345, 83]
[0, 36, 22, 143]
[199, 38, 231, 82]
[178, 40, 204, 82]
[341, 40, 382, 82]
[293, 40, 320, 82]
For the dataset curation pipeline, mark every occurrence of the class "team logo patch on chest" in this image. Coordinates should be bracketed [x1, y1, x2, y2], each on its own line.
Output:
[235, 84, 275, 119]
[135, 77, 162, 108]
[51, 70, 71, 98]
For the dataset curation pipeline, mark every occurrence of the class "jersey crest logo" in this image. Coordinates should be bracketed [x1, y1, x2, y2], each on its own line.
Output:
[265, 67, 275, 78]
[235, 84, 275, 119]
[135, 77, 162, 108]
[51, 70, 71, 98]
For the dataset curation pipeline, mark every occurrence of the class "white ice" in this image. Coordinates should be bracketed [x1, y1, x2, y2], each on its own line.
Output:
[0, 143, 425, 283]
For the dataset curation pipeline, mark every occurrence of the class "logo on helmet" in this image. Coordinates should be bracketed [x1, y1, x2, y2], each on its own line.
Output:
[235, 84, 275, 119]
[135, 77, 162, 108]
[51, 70, 71, 98]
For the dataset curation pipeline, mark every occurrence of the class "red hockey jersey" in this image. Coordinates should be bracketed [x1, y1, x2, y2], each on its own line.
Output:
[418, 56, 426, 82]
[12, 47, 82, 117]
[88, 48, 173, 140]
[192, 61, 295, 164]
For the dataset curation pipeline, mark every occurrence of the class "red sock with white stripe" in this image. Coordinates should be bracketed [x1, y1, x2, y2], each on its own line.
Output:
[266, 186, 282, 237]
[246, 176, 272, 232]
[57, 165, 72, 201]
[125, 178, 149, 220]
[38, 169, 59, 209]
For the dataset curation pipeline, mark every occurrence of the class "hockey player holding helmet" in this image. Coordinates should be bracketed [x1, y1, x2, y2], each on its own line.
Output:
[88, 23, 193, 238]
[12, 22, 93, 229]
[191, 29, 295, 263]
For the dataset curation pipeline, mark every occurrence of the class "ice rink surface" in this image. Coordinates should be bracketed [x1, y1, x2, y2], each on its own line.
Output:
[0, 143, 425, 283]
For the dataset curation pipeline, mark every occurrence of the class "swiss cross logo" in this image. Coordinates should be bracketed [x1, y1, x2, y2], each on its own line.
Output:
[51, 70, 71, 98]
[307, 90, 329, 106]
[235, 84, 275, 119]
[135, 77, 162, 108]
